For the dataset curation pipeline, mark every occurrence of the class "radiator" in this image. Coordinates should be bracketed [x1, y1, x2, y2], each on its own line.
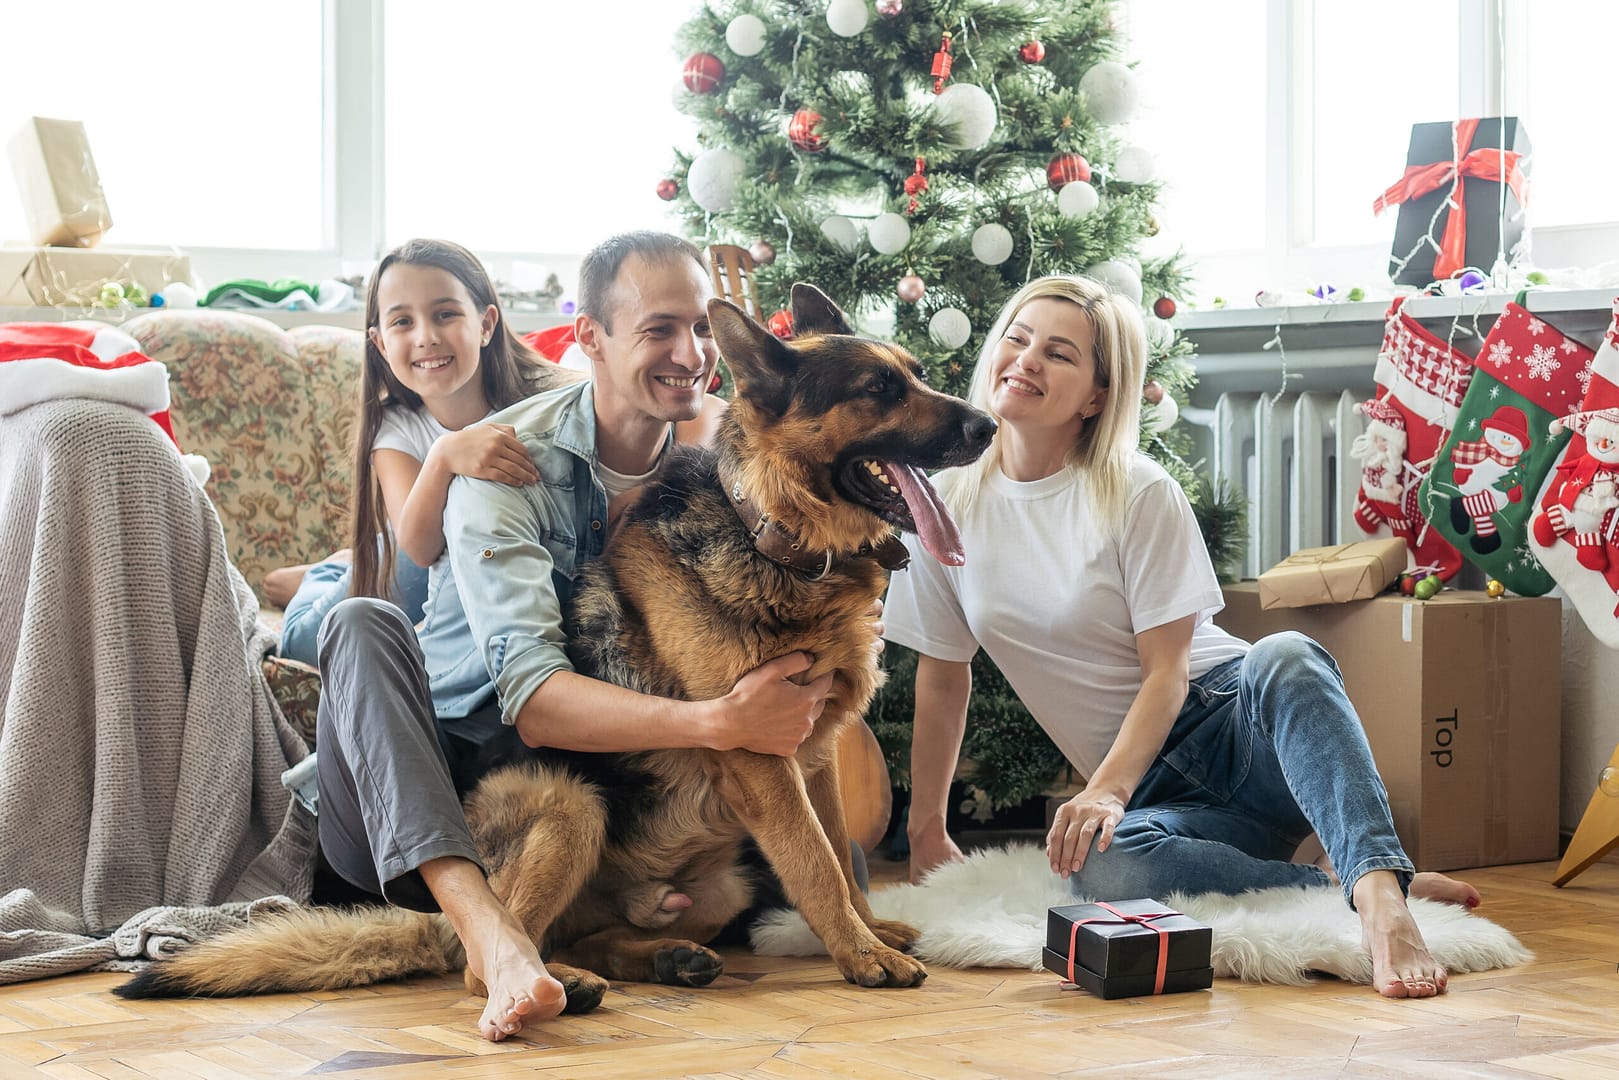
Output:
[1182, 391, 1369, 579]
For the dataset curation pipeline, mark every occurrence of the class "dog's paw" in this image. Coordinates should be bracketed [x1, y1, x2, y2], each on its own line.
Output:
[652, 942, 725, 987]
[867, 918, 922, 953]
[838, 944, 929, 989]
[551, 965, 609, 1015]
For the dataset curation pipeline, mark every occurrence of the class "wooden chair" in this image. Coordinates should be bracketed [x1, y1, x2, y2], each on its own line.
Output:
[707, 244, 764, 321]
[1553, 742, 1619, 886]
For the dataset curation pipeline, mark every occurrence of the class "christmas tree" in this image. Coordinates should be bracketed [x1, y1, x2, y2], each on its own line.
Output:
[664, 0, 1244, 815]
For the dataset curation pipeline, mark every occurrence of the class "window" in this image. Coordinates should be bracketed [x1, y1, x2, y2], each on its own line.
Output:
[383, 0, 697, 256]
[1523, 5, 1619, 227]
[0, 1, 325, 251]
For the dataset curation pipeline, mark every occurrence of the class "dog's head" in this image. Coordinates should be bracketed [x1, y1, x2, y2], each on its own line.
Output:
[708, 284, 996, 565]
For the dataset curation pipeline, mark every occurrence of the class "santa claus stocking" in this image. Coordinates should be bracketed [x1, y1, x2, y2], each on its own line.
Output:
[1417, 297, 1595, 595]
[1351, 297, 1475, 580]
[1529, 296, 1619, 649]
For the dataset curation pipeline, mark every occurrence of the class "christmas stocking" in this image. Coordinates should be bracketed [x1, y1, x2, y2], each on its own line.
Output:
[1418, 297, 1595, 595]
[1529, 297, 1619, 649]
[1350, 297, 1475, 580]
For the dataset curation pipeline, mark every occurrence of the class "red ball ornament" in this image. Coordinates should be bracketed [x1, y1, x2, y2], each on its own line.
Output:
[749, 240, 776, 266]
[1018, 40, 1045, 64]
[655, 178, 679, 202]
[1046, 152, 1092, 192]
[1143, 380, 1164, 405]
[767, 310, 795, 338]
[897, 274, 925, 303]
[682, 52, 726, 94]
[1152, 296, 1177, 320]
[788, 109, 826, 153]
[1399, 574, 1418, 597]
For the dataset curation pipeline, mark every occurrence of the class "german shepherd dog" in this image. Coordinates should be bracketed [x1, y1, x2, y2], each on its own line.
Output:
[116, 284, 996, 1013]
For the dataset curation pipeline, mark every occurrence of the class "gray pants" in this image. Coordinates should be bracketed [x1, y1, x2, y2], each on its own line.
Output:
[315, 598, 525, 912]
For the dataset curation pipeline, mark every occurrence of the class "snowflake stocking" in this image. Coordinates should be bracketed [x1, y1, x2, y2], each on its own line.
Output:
[1528, 296, 1619, 648]
[1351, 297, 1475, 580]
[1418, 298, 1595, 595]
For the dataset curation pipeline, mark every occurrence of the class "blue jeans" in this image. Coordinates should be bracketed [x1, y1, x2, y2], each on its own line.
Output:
[1068, 632, 1414, 908]
[279, 549, 430, 667]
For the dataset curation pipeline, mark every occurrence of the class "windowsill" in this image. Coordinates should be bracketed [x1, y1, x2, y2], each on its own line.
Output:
[0, 304, 572, 334]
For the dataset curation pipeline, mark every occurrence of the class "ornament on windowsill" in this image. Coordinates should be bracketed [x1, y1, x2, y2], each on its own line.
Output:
[897, 274, 926, 303]
[826, 0, 869, 37]
[767, 309, 795, 338]
[930, 31, 953, 93]
[1152, 296, 1177, 320]
[725, 14, 767, 57]
[903, 156, 928, 214]
[749, 240, 776, 266]
[682, 52, 726, 94]
[1046, 152, 1091, 192]
[788, 109, 827, 153]
[1019, 40, 1045, 64]
[655, 178, 679, 201]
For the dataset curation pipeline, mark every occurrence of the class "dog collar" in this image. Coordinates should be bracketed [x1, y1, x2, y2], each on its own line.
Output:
[718, 464, 911, 581]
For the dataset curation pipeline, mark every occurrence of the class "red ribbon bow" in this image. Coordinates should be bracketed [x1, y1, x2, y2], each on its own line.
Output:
[1065, 901, 1179, 995]
[1371, 117, 1527, 280]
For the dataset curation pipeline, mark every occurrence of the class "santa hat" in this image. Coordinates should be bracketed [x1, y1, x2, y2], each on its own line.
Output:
[0, 323, 209, 484]
[1549, 296, 1619, 438]
[1356, 395, 1406, 430]
[1481, 404, 1530, 445]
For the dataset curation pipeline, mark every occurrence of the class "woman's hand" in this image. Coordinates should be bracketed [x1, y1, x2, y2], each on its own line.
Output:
[438, 424, 540, 486]
[1046, 789, 1127, 879]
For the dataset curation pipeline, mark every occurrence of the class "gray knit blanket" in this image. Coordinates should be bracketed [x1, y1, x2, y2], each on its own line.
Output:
[0, 399, 316, 983]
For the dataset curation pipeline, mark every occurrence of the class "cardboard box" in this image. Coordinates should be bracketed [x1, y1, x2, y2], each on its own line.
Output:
[1258, 538, 1406, 609]
[1042, 900, 1213, 1000]
[0, 248, 32, 305]
[6, 117, 113, 248]
[1384, 117, 1529, 286]
[1215, 582, 1560, 871]
[17, 246, 191, 307]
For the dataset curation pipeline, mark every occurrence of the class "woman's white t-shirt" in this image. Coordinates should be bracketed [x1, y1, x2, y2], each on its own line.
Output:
[882, 454, 1249, 781]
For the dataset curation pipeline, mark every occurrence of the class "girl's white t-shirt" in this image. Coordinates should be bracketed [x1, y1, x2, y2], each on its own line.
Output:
[373, 404, 452, 462]
[882, 454, 1249, 781]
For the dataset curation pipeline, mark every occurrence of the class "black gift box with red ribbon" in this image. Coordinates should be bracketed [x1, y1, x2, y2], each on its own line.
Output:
[1376, 116, 1531, 287]
[1042, 899, 1213, 1000]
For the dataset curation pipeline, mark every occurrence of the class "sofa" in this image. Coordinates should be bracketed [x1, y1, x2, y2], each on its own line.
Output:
[121, 308, 365, 741]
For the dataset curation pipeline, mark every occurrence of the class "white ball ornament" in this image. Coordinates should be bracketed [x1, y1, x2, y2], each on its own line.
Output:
[1055, 179, 1099, 218]
[1114, 145, 1157, 184]
[1142, 314, 1175, 353]
[820, 214, 861, 252]
[686, 148, 746, 213]
[725, 14, 767, 57]
[1085, 259, 1143, 306]
[928, 307, 973, 350]
[157, 281, 198, 308]
[826, 0, 870, 37]
[970, 223, 1014, 265]
[867, 212, 912, 255]
[1078, 61, 1139, 125]
[1142, 392, 1180, 434]
[933, 83, 998, 151]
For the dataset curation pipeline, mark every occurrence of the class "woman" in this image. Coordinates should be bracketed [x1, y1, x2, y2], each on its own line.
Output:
[883, 274, 1477, 999]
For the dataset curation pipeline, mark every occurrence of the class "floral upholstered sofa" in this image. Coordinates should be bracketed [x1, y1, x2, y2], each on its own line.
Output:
[120, 309, 365, 742]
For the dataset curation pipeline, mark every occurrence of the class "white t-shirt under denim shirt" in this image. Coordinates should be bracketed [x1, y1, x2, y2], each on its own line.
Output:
[882, 453, 1249, 782]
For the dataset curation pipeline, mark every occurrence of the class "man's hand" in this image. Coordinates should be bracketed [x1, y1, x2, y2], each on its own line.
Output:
[710, 652, 833, 756]
[907, 821, 965, 885]
[438, 424, 540, 486]
[1046, 789, 1127, 879]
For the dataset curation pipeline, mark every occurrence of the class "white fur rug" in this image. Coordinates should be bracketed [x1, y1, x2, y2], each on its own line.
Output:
[750, 845, 1530, 985]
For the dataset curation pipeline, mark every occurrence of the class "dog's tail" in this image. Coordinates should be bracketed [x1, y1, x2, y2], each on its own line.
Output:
[113, 906, 464, 999]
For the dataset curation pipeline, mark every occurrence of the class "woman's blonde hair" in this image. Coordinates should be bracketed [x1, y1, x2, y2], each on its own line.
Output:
[937, 274, 1147, 526]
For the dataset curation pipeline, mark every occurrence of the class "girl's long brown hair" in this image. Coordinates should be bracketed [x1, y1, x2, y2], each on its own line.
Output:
[348, 238, 575, 601]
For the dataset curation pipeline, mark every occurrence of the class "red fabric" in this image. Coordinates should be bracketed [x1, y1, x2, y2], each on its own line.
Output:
[1450, 438, 1521, 468]
[0, 326, 178, 446]
[522, 324, 576, 362]
[1063, 902, 1178, 996]
[1372, 117, 1528, 279]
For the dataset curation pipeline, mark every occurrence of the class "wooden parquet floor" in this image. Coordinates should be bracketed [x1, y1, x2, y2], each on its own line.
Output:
[4, 856, 1618, 1079]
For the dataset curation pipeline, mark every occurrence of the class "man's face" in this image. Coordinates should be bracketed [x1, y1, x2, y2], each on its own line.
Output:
[580, 253, 718, 425]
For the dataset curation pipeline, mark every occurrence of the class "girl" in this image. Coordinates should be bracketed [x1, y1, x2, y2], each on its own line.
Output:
[883, 274, 1478, 1000]
[276, 239, 571, 664]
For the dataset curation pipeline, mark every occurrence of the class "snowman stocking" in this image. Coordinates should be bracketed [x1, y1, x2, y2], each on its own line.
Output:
[1529, 297, 1619, 648]
[1351, 297, 1475, 580]
[1418, 297, 1595, 595]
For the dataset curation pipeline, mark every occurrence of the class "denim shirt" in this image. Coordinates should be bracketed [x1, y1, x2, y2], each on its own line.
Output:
[425, 379, 664, 722]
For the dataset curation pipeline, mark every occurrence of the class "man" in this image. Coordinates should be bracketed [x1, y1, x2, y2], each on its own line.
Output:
[314, 232, 833, 1042]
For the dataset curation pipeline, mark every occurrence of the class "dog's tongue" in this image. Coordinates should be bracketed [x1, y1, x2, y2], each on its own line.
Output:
[883, 461, 965, 566]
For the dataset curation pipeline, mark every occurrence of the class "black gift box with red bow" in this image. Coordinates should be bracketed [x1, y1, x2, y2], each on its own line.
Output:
[1042, 899, 1213, 1000]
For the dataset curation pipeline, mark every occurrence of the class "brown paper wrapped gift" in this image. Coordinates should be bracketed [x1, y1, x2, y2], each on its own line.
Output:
[6, 118, 113, 248]
[19, 246, 192, 307]
[0, 248, 32, 305]
[1257, 539, 1407, 610]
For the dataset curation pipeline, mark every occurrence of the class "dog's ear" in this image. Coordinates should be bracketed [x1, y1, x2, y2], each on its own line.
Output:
[707, 298, 796, 415]
[789, 283, 855, 336]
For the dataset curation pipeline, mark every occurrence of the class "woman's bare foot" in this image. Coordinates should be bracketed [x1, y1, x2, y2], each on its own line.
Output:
[1352, 870, 1447, 999]
[1410, 872, 1480, 909]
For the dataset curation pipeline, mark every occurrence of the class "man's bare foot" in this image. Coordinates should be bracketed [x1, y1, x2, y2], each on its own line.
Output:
[1352, 870, 1447, 999]
[1410, 872, 1480, 909]
[462, 917, 567, 1042]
